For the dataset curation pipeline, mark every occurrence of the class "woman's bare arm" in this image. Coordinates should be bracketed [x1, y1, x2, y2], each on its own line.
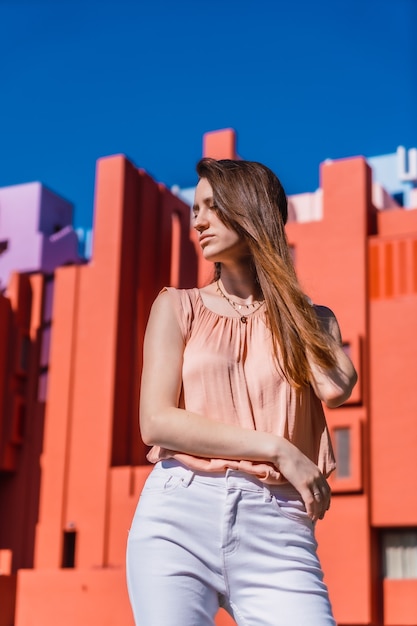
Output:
[307, 306, 358, 408]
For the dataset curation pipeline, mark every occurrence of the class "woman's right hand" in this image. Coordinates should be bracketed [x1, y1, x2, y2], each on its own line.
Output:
[274, 437, 331, 522]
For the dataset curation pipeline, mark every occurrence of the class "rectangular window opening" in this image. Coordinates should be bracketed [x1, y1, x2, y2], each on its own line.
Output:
[382, 530, 417, 579]
[19, 334, 31, 372]
[61, 529, 77, 568]
[12, 402, 26, 443]
[334, 427, 351, 479]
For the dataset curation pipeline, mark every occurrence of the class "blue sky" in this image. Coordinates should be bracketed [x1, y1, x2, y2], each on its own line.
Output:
[1, 0, 416, 230]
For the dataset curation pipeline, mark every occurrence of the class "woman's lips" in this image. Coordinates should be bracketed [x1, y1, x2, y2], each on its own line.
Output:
[199, 234, 214, 246]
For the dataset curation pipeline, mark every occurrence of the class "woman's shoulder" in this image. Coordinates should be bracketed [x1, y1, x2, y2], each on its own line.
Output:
[312, 303, 336, 318]
[161, 286, 200, 308]
[311, 303, 341, 340]
[156, 287, 201, 339]
[162, 285, 199, 297]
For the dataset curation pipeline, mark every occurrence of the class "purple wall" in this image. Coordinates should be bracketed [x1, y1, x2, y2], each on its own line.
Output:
[0, 182, 81, 291]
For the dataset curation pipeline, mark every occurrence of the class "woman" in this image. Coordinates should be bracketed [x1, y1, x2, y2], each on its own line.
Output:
[126, 158, 357, 626]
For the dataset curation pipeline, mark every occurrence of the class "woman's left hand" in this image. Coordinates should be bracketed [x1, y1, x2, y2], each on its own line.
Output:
[273, 436, 331, 521]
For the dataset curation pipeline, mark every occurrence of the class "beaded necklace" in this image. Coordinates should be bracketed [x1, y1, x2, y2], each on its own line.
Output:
[216, 279, 264, 324]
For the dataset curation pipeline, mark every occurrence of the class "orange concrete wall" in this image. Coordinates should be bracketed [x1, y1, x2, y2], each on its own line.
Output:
[0, 272, 47, 552]
[34, 265, 80, 568]
[15, 568, 135, 626]
[14, 153, 204, 625]
[383, 579, 417, 626]
[203, 128, 237, 160]
[0, 272, 49, 620]
[369, 232, 417, 525]
[34, 155, 198, 569]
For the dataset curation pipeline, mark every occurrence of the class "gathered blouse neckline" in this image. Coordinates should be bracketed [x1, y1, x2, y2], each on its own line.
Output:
[195, 287, 266, 321]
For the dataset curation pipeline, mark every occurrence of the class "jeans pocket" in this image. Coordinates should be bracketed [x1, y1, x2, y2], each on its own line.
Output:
[140, 469, 184, 496]
[270, 493, 314, 530]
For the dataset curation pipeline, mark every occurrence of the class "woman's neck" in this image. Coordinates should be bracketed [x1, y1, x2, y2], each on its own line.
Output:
[218, 267, 262, 302]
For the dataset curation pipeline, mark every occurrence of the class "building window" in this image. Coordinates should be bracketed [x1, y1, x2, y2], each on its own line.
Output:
[328, 413, 363, 493]
[392, 192, 404, 207]
[382, 530, 417, 579]
[334, 427, 351, 478]
[19, 334, 31, 373]
[12, 401, 26, 444]
[38, 368, 48, 402]
[40, 326, 51, 367]
[61, 529, 77, 568]
[43, 277, 54, 323]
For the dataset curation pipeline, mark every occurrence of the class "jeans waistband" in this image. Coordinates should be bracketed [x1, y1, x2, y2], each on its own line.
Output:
[157, 459, 300, 499]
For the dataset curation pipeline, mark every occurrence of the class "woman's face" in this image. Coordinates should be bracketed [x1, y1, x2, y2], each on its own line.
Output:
[193, 178, 250, 264]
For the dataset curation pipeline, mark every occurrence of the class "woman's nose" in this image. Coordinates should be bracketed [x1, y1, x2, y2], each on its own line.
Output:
[193, 211, 209, 232]
[194, 220, 206, 233]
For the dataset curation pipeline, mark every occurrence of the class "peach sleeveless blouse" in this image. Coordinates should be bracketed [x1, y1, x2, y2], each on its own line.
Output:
[147, 287, 336, 484]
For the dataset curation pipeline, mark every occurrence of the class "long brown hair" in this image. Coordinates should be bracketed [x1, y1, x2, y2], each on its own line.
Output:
[196, 157, 337, 388]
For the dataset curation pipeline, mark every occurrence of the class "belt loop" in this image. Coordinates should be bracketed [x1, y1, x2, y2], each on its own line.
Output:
[180, 468, 195, 487]
[263, 485, 272, 502]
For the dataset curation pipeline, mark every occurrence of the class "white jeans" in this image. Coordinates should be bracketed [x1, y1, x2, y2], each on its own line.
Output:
[126, 460, 336, 626]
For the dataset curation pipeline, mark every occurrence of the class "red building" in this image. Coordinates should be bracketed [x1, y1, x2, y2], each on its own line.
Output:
[0, 130, 416, 625]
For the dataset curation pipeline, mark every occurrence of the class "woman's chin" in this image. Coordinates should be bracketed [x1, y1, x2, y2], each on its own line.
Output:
[201, 247, 220, 262]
